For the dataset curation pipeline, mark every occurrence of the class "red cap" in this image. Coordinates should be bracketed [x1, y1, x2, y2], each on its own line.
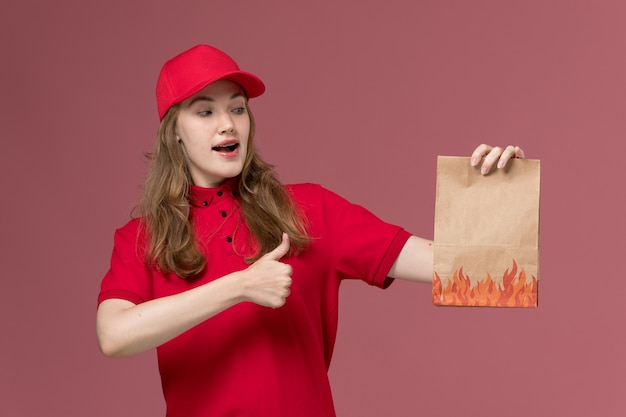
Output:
[156, 44, 265, 120]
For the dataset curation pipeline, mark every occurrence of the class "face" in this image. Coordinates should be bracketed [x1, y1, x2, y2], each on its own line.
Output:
[175, 79, 251, 188]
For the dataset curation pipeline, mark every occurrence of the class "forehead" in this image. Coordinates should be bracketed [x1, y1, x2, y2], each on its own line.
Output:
[186, 79, 246, 103]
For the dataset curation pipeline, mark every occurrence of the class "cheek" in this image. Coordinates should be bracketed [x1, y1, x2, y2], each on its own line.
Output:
[176, 115, 207, 146]
[178, 127, 204, 149]
[240, 135, 251, 153]
[241, 125, 251, 141]
[175, 124, 190, 145]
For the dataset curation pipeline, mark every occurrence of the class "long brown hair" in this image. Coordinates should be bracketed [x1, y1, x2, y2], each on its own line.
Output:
[139, 103, 310, 279]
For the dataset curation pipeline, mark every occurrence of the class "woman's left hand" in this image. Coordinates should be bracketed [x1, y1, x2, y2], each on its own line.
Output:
[470, 144, 525, 175]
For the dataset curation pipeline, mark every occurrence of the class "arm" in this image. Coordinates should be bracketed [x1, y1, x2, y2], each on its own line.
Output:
[389, 144, 525, 284]
[388, 235, 433, 283]
[96, 234, 293, 358]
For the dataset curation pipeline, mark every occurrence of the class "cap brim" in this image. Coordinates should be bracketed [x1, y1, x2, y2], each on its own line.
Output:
[220, 71, 265, 98]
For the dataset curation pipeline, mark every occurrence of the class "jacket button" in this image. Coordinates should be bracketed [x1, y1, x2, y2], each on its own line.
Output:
[217, 190, 223, 197]
[221, 211, 227, 218]
[226, 236, 233, 243]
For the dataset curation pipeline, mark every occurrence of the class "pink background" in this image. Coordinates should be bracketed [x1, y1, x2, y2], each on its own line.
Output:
[1, 0, 625, 416]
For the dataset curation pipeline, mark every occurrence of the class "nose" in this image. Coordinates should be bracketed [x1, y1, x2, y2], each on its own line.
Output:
[218, 111, 235, 134]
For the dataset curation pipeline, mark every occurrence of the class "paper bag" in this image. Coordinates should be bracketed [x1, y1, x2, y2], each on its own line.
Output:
[432, 156, 540, 308]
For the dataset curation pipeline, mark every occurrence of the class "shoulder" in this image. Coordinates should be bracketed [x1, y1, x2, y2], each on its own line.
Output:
[284, 183, 355, 218]
[285, 182, 322, 195]
[111, 218, 146, 248]
[285, 183, 344, 199]
[115, 217, 143, 235]
[285, 183, 342, 206]
[285, 183, 320, 203]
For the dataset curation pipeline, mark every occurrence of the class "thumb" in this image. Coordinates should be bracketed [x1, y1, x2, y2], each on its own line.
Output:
[263, 233, 290, 261]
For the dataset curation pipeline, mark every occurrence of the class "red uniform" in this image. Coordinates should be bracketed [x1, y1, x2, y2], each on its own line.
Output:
[98, 181, 411, 417]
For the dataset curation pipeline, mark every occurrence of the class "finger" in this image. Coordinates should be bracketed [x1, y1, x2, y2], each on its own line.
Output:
[263, 233, 290, 261]
[497, 145, 526, 169]
[496, 145, 518, 169]
[470, 144, 493, 166]
[480, 146, 502, 175]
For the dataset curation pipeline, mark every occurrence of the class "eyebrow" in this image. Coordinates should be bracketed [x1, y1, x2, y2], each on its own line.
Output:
[188, 92, 246, 106]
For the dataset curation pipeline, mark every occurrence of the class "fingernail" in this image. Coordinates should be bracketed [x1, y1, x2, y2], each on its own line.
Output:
[481, 166, 488, 175]
[497, 160, 504, 169]
[471, 157, 478, 166]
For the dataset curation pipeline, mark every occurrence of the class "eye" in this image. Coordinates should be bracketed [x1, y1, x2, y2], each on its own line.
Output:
[232, 107, 246, 115]
[197, 110, 212, 117]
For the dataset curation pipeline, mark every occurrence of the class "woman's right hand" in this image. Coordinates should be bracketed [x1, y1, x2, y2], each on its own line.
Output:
[238, 233, 293, 308]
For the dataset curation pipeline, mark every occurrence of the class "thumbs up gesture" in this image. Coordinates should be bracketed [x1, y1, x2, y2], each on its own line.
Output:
[239, 233, 293, 308]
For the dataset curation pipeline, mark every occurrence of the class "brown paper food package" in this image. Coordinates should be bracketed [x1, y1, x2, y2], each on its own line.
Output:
[433, 156, 541, 308]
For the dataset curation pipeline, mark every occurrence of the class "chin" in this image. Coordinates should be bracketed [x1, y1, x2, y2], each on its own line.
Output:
[222, 165, 244, 180]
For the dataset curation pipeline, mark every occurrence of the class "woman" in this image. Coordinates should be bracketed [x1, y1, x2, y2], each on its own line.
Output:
[97, 44, 524, 417]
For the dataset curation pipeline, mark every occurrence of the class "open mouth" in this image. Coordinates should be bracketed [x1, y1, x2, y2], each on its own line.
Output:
[212, 143, 239, 153]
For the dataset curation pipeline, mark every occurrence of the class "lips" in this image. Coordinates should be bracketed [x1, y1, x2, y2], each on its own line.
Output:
[212, 139, 240, 156]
